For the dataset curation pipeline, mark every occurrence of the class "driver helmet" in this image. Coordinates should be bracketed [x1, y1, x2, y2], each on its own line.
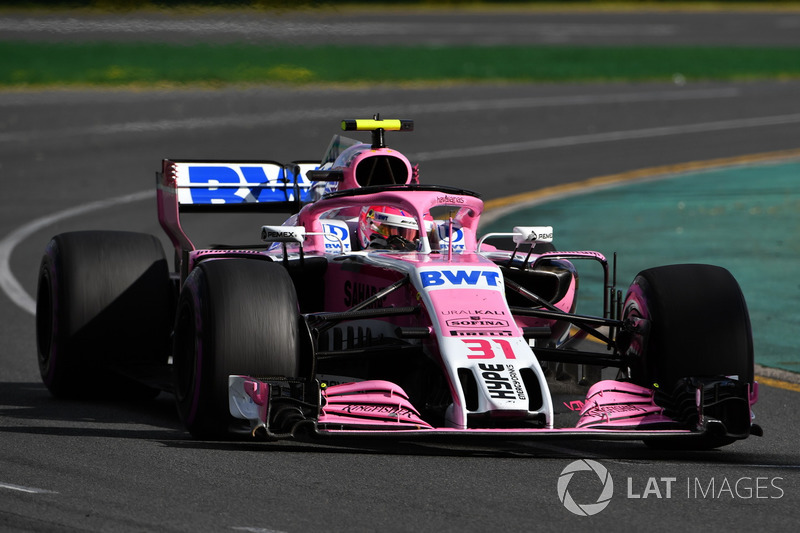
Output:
[358, 206, 419, 250]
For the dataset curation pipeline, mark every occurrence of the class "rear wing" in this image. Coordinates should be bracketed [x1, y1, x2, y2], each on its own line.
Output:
[157, 159, 318, 254]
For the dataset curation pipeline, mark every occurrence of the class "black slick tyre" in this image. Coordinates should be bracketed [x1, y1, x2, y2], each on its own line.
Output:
[621, 264, 754, 449]
[36, 231, 172, 398]
[622, 264, 753, 388]
[172, 259, 303, 439]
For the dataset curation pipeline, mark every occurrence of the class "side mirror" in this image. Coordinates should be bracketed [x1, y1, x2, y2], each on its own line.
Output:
[261, 225, 306, 243]
[512, 226, 554, 244]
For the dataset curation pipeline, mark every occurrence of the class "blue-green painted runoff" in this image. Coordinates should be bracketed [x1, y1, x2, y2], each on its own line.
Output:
[482, 161, 800, 373]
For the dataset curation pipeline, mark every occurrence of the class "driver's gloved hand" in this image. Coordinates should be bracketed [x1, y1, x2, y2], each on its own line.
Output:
[387, 234, 416, 251]
[368, 234, 416, 251]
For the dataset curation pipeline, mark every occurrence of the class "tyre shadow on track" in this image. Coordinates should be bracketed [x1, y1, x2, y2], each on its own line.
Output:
[0, 381, 185, 440]
[159, 429, 775, 466]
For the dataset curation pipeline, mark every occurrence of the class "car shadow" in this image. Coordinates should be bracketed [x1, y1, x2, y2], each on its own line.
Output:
[160, 422, 773, 464]
[0, 381, 185, 440]
[0, 381, 774, 464]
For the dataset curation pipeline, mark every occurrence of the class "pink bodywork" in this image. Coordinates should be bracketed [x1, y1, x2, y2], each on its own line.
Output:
[158, 130, 758, 442]
[233, 375, 695, 435]
[319, 381, 433, 430]
[295, 188, 483, 255]
[576, 380, 674, 429]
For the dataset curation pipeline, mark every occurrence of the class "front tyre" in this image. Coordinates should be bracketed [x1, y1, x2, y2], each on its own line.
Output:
[622, 264, 753, 388]
[620, 264, 754, 449]
[173, 259, 303, 439]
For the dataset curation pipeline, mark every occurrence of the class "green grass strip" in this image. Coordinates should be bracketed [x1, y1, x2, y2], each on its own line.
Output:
[3, 41, 800, 87]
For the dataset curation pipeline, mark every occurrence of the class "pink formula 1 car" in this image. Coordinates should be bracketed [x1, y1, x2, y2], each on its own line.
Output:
[36, 117, 761, 449]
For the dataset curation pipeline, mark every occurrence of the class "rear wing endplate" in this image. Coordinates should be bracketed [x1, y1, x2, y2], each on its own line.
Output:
[157, 159, 318, 254]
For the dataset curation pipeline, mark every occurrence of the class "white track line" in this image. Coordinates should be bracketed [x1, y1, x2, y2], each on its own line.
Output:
[231, 526, 286, 533]
[0, 191, 154, 315]
[411, 112, 800, 161]
[0, 481, 58, 494]
[0, 88, 739, 142]
[3, 107, 797, 317]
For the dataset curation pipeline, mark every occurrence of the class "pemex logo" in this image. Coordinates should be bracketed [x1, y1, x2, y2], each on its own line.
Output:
[557, 459, 614, 516]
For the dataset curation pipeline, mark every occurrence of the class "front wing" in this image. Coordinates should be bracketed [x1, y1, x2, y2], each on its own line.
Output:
[228, 375, 760, 444]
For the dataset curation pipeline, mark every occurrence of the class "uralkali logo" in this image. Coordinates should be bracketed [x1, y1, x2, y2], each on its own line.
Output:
[557, 460, 614, 516]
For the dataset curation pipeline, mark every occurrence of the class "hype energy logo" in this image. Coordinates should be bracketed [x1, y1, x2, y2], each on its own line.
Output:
[557, 460, 613, 516]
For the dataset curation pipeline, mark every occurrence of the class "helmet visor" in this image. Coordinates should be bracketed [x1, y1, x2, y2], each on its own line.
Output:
[377, 224, 418, 241]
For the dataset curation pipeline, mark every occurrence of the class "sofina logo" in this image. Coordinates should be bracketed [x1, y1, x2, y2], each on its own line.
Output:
[557, 459, 614, 516]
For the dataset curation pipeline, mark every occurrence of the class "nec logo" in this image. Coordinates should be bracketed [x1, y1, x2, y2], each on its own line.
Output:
[420, 269, 501, 288]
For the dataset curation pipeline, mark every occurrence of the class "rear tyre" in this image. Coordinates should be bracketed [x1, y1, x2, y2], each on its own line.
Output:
[173, 259, 303, 439]
[36, 231, 172, 399]
[620, 264, 754, 449]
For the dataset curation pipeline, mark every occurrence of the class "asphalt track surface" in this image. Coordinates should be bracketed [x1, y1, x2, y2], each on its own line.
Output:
[1, 8, 800, 533]
[2, 9, 800, 46]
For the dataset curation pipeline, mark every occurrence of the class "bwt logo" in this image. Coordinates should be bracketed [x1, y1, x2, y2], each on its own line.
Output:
[186, 165, 310, 204]
[420, 269, 501, 288]
[323, 224, 349, 241]
[322, 223, 351, 251]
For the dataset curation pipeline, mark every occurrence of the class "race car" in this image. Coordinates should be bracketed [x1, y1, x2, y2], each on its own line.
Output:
[35, 117, 761, 449]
